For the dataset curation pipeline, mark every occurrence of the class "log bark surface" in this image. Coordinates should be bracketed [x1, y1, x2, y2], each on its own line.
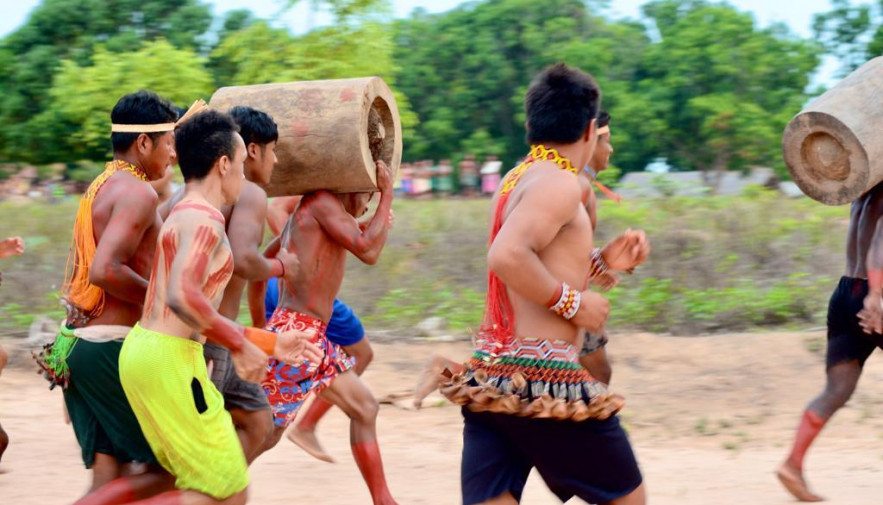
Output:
[210, 77, 402, 196]
[783, 57, 883, 205]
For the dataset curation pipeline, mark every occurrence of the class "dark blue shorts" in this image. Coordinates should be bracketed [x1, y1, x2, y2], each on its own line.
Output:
[461, 408, 642, 504]
[826, 276, 883, 368]
[265, 279, 365, 347]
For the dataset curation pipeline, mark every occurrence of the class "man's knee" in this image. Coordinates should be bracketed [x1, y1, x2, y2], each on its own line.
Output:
[824, 361, 862, 407]
[349, 391, 379, 424]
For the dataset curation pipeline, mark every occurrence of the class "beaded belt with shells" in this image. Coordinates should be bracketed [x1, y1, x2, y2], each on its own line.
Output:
[439, 338, 624, 421]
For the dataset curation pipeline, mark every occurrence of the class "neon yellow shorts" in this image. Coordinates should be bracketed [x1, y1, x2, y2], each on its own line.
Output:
[119, 324, 249, 499]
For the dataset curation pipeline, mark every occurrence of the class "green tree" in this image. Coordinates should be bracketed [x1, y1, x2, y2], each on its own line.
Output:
[49, 39, 214, 160]
[0, 0, 212, 164]
[211, 18, 417, 138]
[638, 0, 820, 188]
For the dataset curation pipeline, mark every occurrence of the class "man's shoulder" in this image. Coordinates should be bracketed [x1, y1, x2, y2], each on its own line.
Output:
[98, 172, 158, 208]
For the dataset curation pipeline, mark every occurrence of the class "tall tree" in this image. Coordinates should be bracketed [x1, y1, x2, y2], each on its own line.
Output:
[0, 0, 212, 164]
[638, 0, 820, 187]
[48, 39, 214, 160]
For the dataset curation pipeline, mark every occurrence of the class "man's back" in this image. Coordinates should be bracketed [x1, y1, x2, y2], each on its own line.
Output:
[492, 161, 593, 345]
[279, 191, 348, 322]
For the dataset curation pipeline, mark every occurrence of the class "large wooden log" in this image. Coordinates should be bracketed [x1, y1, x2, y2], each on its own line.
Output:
[783, 57, 883, 205]
[209, 77, 402, 196]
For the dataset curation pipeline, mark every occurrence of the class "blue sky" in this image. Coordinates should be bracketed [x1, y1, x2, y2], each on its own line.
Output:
[0, 0, 841, 82]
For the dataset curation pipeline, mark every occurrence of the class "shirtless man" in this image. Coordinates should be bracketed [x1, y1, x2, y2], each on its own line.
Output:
[576, 110, 636, 385]
[777, 182, 883, 501]
[262, 196, 376, 463]
[259, 161, 399, 504]
[412, 111, 641, 407]
[160, 106, 297, 465]
[438, 64, 647, 504]
[36, 91, 178, 503]
[117, 109, 318, 505]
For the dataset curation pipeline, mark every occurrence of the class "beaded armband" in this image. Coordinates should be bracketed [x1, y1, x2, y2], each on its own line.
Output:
[548, 282, 581, 320]
[589, 248, 608, 280]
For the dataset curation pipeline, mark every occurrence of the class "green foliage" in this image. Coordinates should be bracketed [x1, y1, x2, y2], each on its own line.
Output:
[638, 0, 820, 184]
[49, 39, 214, 159]
[0, 0, 213, 164]
[0, 194, 849, 337]
[211, 19, 417, 138]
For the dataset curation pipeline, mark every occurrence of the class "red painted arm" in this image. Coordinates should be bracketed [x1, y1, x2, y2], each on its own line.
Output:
[313, 190, 393, 265]
[266, 196, 301, 236]
[165, 221, 246, 351]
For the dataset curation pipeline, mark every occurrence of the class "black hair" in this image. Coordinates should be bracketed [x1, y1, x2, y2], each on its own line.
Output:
[228, 106, 278, 147]
[525, 63, 601, 145]
[174, 110, 241, 182]
[598, 110, 610, 129]
[110, 90, 179, 152]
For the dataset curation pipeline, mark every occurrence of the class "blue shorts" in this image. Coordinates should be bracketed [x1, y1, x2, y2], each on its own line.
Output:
[265, 279, 365, 347]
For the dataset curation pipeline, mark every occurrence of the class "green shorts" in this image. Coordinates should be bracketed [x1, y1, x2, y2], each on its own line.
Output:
[63, 334, 157, 468]
[119, 324, 249, 499]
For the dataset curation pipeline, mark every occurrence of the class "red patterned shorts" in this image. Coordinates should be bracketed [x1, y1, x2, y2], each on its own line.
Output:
[261, 308, 354, 427]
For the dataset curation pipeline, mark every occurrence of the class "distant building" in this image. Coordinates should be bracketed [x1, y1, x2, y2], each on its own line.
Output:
[617, 168, 800, 198]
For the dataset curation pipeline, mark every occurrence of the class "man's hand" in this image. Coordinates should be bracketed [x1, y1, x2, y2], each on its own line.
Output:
[858, 291, 883, 335]
[276, 247, 300, 285]
[231, 340, 269, 383]
[591, 271, 620, 292]
[376, 160, 393, 193]
[0, 237, 25, 259]
[570, 291, 610, 333]
[274, 329, 323, 366]
[601, 229, 649, 271]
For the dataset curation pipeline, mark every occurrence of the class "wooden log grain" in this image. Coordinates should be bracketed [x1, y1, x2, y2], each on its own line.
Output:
[210, 77, 402, 196]
[783, 57, 883, 205]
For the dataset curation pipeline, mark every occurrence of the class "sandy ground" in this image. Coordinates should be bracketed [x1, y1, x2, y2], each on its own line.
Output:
[1, 331, 882, 504]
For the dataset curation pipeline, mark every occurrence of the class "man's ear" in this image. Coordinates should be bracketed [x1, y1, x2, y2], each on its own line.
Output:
[584, 118, 597, 142]
[218, 155, 230, 178]
[136, 133, 153, 154]
[247, 142, 260, 161]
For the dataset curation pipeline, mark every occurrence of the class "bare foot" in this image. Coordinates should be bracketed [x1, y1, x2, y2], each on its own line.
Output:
[414, 355, 461, 409]
[287, 426, 334, 463]
[776, 463, 824, 502]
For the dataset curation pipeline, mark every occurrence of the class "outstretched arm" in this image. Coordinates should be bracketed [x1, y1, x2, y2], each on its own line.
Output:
[89, 182, 157, 304]
[314, 161, 394, 265]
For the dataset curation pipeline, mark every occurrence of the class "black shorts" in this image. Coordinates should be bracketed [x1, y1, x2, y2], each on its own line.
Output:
[64, 339, 157, 468]
[827, 277, 883, 368]
[461, 408, 642, 504]
[204, 342, 270, 412]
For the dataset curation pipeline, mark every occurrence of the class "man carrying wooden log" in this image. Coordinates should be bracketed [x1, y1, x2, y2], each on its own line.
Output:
[261, 195, 378, 463]
[257, 161, 399, 505]
[438, 63, 648, 505]
[777, 183, 883, 502]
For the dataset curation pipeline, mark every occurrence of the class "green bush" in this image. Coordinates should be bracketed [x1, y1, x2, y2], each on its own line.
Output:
[0, 190, 848, 337]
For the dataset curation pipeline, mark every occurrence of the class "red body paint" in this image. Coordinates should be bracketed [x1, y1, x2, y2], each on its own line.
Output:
[787, 409, 826, 471]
